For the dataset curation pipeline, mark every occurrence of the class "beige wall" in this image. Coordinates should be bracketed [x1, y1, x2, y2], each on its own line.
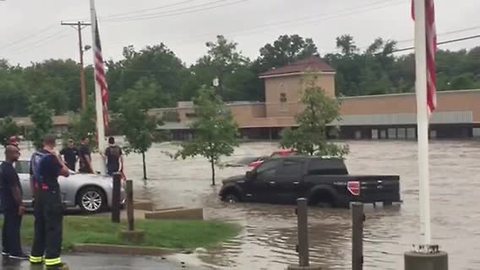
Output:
[264, 72, 335, 118]
[340, 90, 480, 122]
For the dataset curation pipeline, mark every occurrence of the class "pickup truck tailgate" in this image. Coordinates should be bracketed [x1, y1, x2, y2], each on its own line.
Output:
[356, 175, 400, 202]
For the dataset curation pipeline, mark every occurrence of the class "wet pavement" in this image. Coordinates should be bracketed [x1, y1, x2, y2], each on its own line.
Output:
[1, 253, 198, 270]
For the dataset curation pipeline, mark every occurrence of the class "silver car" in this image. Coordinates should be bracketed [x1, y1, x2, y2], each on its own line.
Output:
[9, 160, 125, 214]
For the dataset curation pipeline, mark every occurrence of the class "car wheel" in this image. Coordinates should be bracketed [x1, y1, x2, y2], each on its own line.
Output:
[224, 193, 240, 203]
[77, 187, 106, 214]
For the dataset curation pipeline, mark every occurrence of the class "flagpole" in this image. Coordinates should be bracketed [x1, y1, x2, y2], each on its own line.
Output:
[414, 0, 431, 245]
[90, 0, 106, 175]
[405, 1, 448, 269]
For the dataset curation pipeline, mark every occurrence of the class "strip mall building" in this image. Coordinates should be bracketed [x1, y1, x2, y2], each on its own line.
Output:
[153, 57, 480, 140]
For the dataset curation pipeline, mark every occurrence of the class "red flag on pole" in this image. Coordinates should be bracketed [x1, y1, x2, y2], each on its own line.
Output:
[412, 0, 437, 114]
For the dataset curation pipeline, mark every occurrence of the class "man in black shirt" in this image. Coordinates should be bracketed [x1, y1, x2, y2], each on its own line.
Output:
[0, 145, 27, 259]
[60, 139, 77, 171]
[104, 137, 123, 176]
[78, 137, 93, 174]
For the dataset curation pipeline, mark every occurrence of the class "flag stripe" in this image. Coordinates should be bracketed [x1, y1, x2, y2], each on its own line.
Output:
[412, 0, 437, 114]
[93, 20, 110, 131]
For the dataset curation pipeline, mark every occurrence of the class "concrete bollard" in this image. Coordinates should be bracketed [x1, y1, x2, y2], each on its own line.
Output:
[351, 202, 365, 270]
[111, 172, 122, 223]
[405, 245, 448, 270]
[287, 198, 322, 270]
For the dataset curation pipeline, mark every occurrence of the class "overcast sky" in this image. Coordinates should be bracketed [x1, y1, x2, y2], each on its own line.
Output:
[1, 0, 479, 67]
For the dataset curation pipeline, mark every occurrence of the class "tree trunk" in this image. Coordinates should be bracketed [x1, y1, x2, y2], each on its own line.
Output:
[142, 151, 147, 180]
[210, 159, 216, 186]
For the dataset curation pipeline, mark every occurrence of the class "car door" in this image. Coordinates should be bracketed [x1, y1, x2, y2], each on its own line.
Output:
[271, 159, 305, 204]
[244, 159, 282, 203]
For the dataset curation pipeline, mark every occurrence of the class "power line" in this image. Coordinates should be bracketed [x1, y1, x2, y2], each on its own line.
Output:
[0, 23, 57, 50]
[6, 29, 70, 56]
[101, 0, 197, 19]
[168, 0, 405, 45]
[388, 25, 480, 48]
[392, 34, 480, 53]
[103, 0, 247, 23]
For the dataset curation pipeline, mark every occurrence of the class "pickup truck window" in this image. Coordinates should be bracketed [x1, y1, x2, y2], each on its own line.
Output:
[276, 160, 303, 177]
[256, 159, 282, 178]
[307, 159, 348, 175]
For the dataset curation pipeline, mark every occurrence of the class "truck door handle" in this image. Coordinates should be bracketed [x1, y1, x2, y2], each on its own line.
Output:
[293, 182, 300, 185]
[269, 181, 276, 185]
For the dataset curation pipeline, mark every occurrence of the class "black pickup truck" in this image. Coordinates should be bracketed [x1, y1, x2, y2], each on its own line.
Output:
[219, 156, 401, 207]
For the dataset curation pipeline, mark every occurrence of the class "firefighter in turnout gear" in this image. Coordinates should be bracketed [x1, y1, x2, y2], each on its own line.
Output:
[29, 135, 70, 269]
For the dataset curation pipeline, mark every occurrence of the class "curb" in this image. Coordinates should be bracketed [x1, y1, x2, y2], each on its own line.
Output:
[72, 244, 177, 256]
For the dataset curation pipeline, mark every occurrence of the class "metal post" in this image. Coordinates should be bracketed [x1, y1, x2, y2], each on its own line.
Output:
[352, 202, 364, 270]
[111, 172, 121, 223]
[297, 198, 309, 267]
[126, 179, 134, 231]
[287, 198, 321, 270]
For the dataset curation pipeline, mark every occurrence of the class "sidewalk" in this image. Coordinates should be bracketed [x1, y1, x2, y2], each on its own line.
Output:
[1, 253, 202, 270]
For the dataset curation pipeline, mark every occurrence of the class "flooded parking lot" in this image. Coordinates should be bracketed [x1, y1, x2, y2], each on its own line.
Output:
[5, 140, 480, 269]
[121, 140, 480, 269]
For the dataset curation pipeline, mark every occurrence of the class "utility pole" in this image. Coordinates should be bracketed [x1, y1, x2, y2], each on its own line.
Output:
[61, 21, 91, 111]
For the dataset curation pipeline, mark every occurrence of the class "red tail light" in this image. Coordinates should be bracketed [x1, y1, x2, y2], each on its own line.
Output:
[347, 181, 361, 196]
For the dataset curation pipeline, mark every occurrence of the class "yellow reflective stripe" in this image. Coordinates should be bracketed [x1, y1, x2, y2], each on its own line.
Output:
[29, 256, 44, 263]
[44, 257, 62, 266]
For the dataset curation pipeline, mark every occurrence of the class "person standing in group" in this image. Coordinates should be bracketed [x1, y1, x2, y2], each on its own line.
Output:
[29, 135, 70, 269]
[0, 145, 28, 260]
[78, 137, 93, 174]
[60, 139, 78, 171]
[104, 137, 123, 176]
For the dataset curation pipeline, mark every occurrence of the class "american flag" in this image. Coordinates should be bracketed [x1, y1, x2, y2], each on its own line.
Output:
[93, 20, 109, 130]
[412, 0, 437, 114]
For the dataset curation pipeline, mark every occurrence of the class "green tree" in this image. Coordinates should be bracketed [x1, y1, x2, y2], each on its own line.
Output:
[106, 44, 189, 111]
[281, 76, 348, 157]
[176, 87, 238, 186]
[192, 35, 250, 101]
[28, 97, 54, 149]
[116, 79, 158, 180]
[67, 99, 96, 148]
[336, 34, 358, 56]
[257, 34, 318, 71]
[0, 116, 20, 146]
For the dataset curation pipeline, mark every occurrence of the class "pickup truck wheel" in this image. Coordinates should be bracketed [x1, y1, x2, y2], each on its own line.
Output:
[77, 187, 107, 214]
[309, 190, 336, 208]
[224, 193, 240, 203]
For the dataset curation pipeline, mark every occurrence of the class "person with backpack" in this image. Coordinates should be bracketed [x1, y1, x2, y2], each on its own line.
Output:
[29, 135, 70, 269]
[104, 137, 123, 176]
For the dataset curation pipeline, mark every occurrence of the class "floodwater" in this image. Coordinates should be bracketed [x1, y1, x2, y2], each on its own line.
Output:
[7, 140, 480, 269]
[119, 140, 480, 270]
